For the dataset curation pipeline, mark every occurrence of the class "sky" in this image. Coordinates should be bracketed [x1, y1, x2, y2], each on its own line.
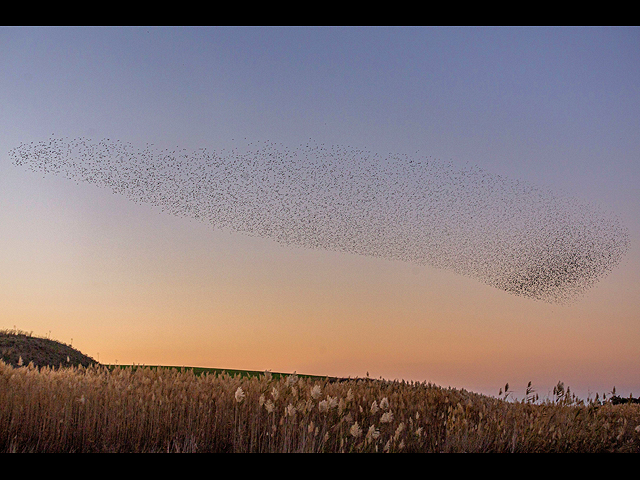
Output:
[1, 26, 639, 401]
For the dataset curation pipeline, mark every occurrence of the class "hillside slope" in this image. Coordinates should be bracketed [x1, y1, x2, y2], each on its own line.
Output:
[0, 329, 98, 369]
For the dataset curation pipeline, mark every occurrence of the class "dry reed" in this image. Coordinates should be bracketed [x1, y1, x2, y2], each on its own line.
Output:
[1, 360, 638, 452]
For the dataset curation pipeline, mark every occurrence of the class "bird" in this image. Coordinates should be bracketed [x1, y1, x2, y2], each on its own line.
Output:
[8, 135, 630, 305]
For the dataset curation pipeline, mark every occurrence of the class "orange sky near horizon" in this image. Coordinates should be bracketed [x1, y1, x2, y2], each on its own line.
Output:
[2, 174, 638, 400]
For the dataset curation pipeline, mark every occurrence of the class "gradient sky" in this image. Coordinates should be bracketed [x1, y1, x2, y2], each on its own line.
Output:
[1, 26, 639, 400]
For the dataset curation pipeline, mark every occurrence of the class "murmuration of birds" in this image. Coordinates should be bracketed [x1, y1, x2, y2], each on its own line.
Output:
[9, 135, 630, 305]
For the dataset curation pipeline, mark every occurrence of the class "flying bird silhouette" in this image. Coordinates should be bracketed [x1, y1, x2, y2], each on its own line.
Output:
[9, 136, 630, 305]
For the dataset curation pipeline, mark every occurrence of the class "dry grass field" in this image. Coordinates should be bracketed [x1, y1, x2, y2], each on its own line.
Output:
[1, 329, 639, 452]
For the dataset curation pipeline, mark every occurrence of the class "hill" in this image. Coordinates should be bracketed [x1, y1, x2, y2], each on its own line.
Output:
[0, 329, 98, 369]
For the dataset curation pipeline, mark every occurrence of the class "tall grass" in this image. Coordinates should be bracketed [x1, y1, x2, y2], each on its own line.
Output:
[1, 360, 639, 452]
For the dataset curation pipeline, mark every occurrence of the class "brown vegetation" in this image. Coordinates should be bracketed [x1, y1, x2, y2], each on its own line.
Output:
[1, 358, 639, 452]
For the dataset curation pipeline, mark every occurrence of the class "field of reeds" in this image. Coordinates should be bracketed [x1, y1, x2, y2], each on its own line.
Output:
[1, 359, 640, 453]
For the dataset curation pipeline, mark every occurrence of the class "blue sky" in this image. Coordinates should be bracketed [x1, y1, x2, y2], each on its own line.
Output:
[1, 26, 638, 399]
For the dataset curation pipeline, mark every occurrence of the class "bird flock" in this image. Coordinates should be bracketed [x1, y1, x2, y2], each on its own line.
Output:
[9, 135, 630, 304]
